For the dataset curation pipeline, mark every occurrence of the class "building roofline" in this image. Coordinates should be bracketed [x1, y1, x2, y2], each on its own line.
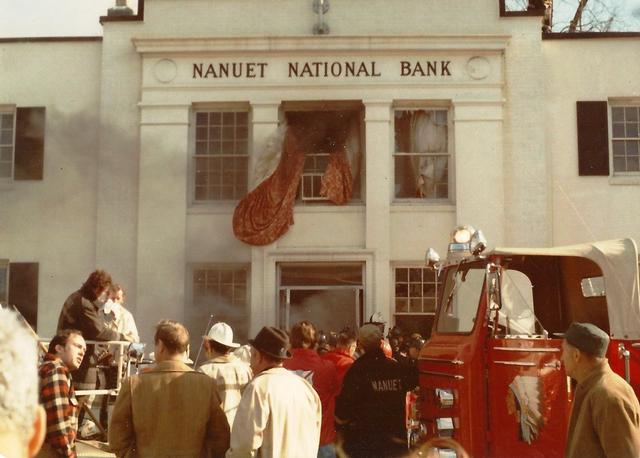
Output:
[543, 31, 640, 40]
[0, 36, 103, 44]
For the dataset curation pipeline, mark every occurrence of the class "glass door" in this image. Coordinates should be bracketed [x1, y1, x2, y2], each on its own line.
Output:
[278, 262, 364, 333]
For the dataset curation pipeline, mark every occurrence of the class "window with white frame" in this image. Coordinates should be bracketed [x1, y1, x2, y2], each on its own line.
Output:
[193, 110, 249, 202]
[394, 266, 439, 337]
[189, 265, 249, 347]
[0, 111, 15, 179]
[394, 108, 451, 200]
[611, 105, 640, 173]
[0, 106, 45, 181]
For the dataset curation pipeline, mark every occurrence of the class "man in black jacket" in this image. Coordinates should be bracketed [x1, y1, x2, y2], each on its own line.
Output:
[57, 269, 125, 437]
[335, 324, 414, 458]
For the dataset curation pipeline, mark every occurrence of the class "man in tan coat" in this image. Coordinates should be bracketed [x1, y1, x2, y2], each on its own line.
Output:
[109, 320, 230, 458]
[562, 322, 640, 458]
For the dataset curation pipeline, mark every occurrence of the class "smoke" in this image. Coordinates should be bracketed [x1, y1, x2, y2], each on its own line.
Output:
[291, 289, 360, 334]
[186, 293, 249, 367]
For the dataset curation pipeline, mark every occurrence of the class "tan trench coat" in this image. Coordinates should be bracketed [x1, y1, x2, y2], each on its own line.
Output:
[566, 363, 640, 458]
[109, 360, 230, 458]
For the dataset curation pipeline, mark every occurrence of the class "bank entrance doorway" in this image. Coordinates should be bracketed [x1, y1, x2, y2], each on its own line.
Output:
[277, 262, 364, 333]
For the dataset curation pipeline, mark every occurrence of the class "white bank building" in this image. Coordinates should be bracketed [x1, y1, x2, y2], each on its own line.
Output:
[1, 0, 639, 350]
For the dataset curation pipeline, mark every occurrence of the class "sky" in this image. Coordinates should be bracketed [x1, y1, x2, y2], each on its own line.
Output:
[0, 0, 135, 38]
[0, 0, 638, 38]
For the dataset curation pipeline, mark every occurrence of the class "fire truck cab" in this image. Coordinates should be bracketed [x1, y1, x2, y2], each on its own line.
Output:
[415, 226, 640, 458]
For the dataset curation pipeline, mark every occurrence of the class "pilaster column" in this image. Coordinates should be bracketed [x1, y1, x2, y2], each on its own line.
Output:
[453, 101, 505, 246]
[248, 101, 280, 335]
[364, 100, 393, 324]
[136, 104, 190, 342]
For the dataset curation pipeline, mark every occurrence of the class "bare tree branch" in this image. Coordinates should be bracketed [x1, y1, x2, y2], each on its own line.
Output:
[553, 0, 633, 33]
[569, 0, 589, 32]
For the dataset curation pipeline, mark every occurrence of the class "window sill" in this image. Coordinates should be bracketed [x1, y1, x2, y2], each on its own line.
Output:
[294, 204, 365, 213]
[187, 202, 367, 214]
[391, 202, 456, 213]
[188, 203, 236, 215]
[609, 175, 640, 186]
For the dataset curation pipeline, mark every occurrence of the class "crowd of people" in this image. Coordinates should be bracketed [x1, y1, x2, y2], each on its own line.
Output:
[1, 269, 639, 458]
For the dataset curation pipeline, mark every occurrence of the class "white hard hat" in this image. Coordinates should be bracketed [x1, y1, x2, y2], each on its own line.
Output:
[204, 322, 240, 348]
[368, 312, 386, 324]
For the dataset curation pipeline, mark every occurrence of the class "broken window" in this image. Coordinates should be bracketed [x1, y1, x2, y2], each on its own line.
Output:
[283, 103, 364, 204]
[394, 108, 451, 200]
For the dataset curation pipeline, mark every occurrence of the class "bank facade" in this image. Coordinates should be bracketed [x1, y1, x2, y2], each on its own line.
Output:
[1, 0, 639, 350]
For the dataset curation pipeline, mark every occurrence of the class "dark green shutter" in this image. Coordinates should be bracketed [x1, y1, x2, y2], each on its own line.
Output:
[576, 101, 609, 176]
[14, 107, 45, 180]
[8, 263, 39, 331]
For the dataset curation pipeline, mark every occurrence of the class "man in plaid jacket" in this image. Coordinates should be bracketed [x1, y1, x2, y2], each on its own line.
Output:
[37, 329, 86, 458]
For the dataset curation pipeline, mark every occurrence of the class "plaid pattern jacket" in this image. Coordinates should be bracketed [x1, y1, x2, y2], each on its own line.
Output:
[197, 354, 253, 427]
[39, 354, 79, 458]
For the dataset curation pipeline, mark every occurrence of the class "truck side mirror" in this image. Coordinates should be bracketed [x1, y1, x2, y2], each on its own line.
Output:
[425, 248, 441, 270]
[487, 267, 501, 311]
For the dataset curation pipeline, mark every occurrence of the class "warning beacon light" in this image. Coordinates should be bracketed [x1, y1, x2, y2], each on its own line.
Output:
[425, 225, 488, 267]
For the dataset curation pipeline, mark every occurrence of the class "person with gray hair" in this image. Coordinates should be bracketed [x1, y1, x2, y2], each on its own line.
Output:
[562, 322, 640, 458]
[0, 307, 46, 458]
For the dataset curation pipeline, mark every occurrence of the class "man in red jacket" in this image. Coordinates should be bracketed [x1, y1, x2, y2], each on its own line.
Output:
[284, 321, 339, 458]
[321, 326, 356, 389]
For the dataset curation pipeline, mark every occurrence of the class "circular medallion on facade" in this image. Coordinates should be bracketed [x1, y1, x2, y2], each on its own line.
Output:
[465, 56, 491, 80]
[153, 59, 177, 83]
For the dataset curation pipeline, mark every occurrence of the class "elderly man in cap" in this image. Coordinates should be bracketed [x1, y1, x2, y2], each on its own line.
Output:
[562, 322, 640, 458]
[336, 324, 415, 458]
[226, 326, 321, 458]
[198, 322, 252, 428]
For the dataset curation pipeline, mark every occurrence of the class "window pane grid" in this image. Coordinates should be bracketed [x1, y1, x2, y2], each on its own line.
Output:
[394, 267, 439, 314]
[611, 105, 640, 173]
[0, 113, 14, 178]
[193, 110, 249, 201]
[193, 266, 248, 308]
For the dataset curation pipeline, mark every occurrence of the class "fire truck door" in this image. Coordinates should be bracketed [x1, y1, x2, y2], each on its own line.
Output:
[486, 338, 569, 458]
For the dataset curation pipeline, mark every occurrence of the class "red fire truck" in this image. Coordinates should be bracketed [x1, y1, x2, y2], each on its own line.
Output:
[412, 226, 640, 457]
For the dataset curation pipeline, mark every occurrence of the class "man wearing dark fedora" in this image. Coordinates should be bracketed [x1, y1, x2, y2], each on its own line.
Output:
[562, 322, 640, 458]
[227, 326, 321, 458]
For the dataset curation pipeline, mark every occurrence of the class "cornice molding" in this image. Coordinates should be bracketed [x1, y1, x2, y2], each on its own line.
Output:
[132, 35, 511, 55]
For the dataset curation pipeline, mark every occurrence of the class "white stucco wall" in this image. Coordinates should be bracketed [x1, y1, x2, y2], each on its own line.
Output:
[0, 40, 103, 336]
[544, 37, 640, 245]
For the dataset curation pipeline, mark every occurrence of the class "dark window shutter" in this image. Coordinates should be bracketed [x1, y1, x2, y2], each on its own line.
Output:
[14, 107, 45, 180]
[8, 263, 39, 331]
[576, 101, 609, 176]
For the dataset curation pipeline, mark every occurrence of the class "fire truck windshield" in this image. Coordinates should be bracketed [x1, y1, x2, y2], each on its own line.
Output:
[436, 265, 485, 333]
